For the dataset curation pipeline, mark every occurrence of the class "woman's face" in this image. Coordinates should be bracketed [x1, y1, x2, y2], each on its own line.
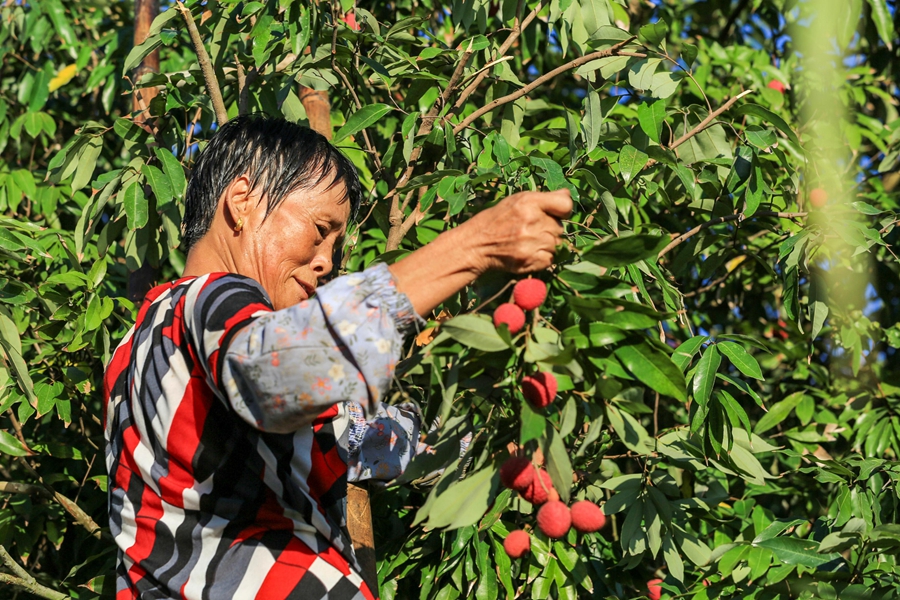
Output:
[240, 176, 351, 311]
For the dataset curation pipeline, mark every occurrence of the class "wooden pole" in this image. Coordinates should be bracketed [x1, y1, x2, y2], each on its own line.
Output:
[299, 87, 379, 595]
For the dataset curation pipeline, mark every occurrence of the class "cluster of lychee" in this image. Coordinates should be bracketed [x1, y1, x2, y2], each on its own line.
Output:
[499, 456, 607, 558]
[491, 279, 607, 558]
[493, 278, 548, 335]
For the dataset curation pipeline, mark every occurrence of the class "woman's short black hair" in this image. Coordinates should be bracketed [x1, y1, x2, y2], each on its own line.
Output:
[181, 115, 362, 251]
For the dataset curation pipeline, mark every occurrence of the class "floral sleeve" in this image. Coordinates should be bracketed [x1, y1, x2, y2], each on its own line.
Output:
[195, 263, 422, 434]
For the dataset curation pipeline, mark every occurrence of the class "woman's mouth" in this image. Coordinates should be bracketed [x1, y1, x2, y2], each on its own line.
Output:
[295, 278, 316, 300]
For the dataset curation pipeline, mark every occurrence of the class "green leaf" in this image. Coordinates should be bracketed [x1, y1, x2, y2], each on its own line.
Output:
[837, 0, 864, 49]
[672, 335, 707, 372]
[606, 403, 654, 454]
[544, 427, 572, 502]
[155, 148, 187, 198]
[866, 0, 894, 49]
[753, 537, 840, 568]
[639, 22, 667, 46]
[734, 104, 801, 146]
[692, 345, 721, 406]
[334, 104, 393, 143]
[0, 430, 26, 456]
[425, 466, 497, 530]
[754, 392, 805, 434]
[717, 342, 763, 380]
[614, 340, 687, 401]
[583, 234, 665, 267]
[72, 137, 103, 192]
[442, 314, 509, 352]
[618, 145, 649, 185]
[122, 180, 148, 230]
[583, 90, 603, 154]
[681, 42, 698, 67]
[637, 100, 666, 144]
[142, 164, 174, 209]
[44, 0, 78, 47]
[809, 277, 829, 340]
[124, 34, 163, 73]
[627, 58, 661, 91]
[521, 399, 546, 445]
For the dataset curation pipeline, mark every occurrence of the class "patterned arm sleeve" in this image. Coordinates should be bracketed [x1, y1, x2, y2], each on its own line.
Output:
[186, 263, 422, 434]
[346, 401, 422, 482]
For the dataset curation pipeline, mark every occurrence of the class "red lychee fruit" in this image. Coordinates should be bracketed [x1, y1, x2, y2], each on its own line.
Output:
[522, 371, 558, 409]
[513, 279, 547, 311]
[569, 500, 606, 533]
[493, 303, 525, 334]
[810, 188, 828, 208]
[503, 529, 531, 558]
[536, 500, 571, 539]
[521, 469, 556, 505]
[500, 457, 535, 492]
[767, 79, 785, 93]
[647, 578, 663, 600]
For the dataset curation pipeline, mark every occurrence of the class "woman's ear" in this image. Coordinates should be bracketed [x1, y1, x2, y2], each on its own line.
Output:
[222, 175, 253, 230]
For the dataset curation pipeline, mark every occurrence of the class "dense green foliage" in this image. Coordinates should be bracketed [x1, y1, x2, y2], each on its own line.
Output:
[2, 0, 900, 598]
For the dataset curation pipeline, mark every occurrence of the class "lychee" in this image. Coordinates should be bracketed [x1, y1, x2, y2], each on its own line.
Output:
[513, 279, 547, 311]
[536, 500, 571, 539]
[647, 578, 663, 600]
[522, 372, 558, 409]
[569, 500, 606, 533]
[521, 469, 556, 505]
[503, 529, 531, 558]
[500, 457, 535, 492]
[810, 188, 827, 208]
[767, 80, 785, 93]
[493, 303, 525, 334]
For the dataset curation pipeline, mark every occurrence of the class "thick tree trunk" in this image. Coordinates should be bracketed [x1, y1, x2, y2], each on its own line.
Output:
[128, 0, 160, 304]
[299, 86, 379, 594]
[132, 0, 160, 130]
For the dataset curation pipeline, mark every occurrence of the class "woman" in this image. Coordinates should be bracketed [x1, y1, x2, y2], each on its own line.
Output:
[104, 116, 571, 599]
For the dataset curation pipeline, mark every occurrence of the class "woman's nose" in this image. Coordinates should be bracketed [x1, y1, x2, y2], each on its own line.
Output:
[311, 247, 334, 280]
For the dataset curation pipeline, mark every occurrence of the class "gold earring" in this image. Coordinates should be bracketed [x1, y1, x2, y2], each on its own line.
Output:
[234, 217, 243, 232]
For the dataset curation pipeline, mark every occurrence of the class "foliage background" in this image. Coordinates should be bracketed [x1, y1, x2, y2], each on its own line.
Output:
[1, 0, 900, 598]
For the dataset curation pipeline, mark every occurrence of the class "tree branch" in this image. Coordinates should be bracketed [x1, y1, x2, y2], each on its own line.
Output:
[0, 482, 50, 497]
[658, 211, 807, 258]
[16, 458, 106, 541]
[0, 545, 69, 600]
[383, 51, 474, 250]
[176, 1, 228, 125]
[453, 37, 639, 134]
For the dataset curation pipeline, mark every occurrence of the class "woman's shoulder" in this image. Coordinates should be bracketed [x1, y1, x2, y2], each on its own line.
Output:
[142, 273, 273, 315]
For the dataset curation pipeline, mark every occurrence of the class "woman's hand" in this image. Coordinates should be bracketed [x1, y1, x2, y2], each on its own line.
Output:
[389, 190, 573, 317]
[459, 189, 573, 274]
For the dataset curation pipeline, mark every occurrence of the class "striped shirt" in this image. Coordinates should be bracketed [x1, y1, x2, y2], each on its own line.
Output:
[104, 264, 419, 599]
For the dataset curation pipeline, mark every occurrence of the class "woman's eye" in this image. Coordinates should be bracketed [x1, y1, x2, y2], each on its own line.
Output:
[316, 224, 328, 238]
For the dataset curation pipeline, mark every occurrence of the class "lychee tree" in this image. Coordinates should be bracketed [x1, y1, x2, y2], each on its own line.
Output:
[2, 1, 900, 599]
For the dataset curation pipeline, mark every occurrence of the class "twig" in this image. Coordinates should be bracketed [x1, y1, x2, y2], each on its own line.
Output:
[235, 54, 249, 116]
[175, 1, 228, 125]
[668, 90, 753, 152]
[0, 545, 69, 600]
[16, 458, 107, 541]
[453, 37, 640, 134]
[658, 211, 807, 258]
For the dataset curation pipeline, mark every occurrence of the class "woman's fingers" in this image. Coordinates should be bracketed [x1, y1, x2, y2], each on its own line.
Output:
[535, 189, 574, 219]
